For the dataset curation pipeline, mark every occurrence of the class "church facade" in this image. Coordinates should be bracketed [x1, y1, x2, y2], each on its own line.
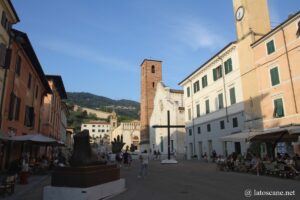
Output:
[149, 82, 186, 159]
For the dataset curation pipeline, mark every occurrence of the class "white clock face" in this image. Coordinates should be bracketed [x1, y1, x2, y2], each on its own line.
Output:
[236, 6, 244, 21]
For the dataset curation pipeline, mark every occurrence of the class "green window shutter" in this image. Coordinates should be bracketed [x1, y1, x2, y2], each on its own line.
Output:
[187, 87, 190, 97]
[160, 136, 164, 152]
[230, 87, 236, 105]
[218, 93, 224, 109]
[219, 65, 223, 77]
[213, 68, 217, 81]
[274, 99, 284, 118]
[270, 67, 280, 86]
[224, 60, 229, 74]
[267, 40, 275, 54]
[225, 58, 232, 74]
[202, 75, 207, 88]
[205, 99, 210, 114]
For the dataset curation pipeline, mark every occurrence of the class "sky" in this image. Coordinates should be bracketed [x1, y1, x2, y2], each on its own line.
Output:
[12, 0, 300, 102]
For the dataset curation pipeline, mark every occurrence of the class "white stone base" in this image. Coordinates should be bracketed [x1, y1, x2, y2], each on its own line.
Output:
[43, 179, 126, 200]
[161, 159, 178, 164]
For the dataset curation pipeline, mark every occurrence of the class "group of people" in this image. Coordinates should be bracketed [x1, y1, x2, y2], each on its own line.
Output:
[152, 150, 161, 160]
[216, 151, 300, 177]
[115, 151, 133, 168]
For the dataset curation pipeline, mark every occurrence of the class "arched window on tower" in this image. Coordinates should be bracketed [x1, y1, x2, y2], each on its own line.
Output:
[151, 65, 155, 73]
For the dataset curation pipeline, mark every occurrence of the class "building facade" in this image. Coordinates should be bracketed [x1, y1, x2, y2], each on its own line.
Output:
[0, 0, 19, 128]
[140, 59, 162, 151]
[111, 120, 140, 151]
[41, 75, 67, 141]
[251, 12, 300, 154]
[149, 82, 186, 159]
[179, 43, 246, 159]
[0, 29, 51, 168]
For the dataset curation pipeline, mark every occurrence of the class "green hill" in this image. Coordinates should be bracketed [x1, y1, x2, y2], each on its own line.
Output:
[66, 92, 140, 119]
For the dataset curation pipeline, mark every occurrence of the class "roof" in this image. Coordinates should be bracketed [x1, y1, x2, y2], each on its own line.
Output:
[170, 89, 184, 94]
[140, 59, 162, 66]
[251, 11, 300, 47]
[7, 0, 20, 22]
[11, 29, 51, 94]
[46, 75, 67, 99]
[83, 121, 110, 125]
[178, 42, 236, 85]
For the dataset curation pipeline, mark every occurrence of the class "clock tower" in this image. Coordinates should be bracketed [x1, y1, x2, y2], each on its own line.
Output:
[233, 0, 271, 41]
[233, 0, 271, 129]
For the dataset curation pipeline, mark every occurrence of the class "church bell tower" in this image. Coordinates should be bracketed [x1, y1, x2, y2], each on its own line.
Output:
[140, 59, 162, 151]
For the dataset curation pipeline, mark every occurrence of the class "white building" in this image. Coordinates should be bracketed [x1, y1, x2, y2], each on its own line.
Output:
[149, 82, 186, 159]
[179, 42, 248, 160]
[111, 121, 140, 151]
[81, 121, 112, 140]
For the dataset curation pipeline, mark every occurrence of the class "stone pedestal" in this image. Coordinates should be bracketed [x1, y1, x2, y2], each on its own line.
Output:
[51, 164, 119, 187]
[44, 179, 126, 200]
[161, 159, 178, 164]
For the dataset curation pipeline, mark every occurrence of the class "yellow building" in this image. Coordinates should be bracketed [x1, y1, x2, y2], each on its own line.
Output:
[0, 0, 19, 128]
[251, 12, 300, 153]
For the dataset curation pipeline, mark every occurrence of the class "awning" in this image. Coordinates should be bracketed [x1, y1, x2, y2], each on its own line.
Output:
[249, 125, 300, 142]
[1, 134, 57, 144]
[220, 130, 261, 142]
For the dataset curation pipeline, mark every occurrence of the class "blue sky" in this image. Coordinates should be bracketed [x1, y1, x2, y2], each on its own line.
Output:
[12, 0, 299, 102]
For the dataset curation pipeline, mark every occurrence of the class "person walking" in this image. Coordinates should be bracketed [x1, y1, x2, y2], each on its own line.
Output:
[138, 150, 150, 178]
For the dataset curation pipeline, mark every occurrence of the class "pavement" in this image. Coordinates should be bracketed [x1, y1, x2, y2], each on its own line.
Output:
[1, 160, 299, 200]
[2, 173, 50, 200]
[112, 160, 300, 200]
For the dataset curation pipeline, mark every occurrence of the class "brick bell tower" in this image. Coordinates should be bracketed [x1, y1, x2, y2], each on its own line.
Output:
[140, 59, 162, 151]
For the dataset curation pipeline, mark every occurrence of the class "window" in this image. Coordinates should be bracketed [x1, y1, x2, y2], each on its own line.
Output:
[24, 106, 34, 127]
[266, 40, 275, 55]
[98, 130, 101, 132]
[233, 117, 238, 128]
[152, 82, 155, 88]
[83, 125, 87, 127]
[151, 65, 155, 73]
[220, 120, 225, 130]
[229, 87, 236, 105]
[218, 93, 224, 109]
[193, 81, 200, 93]
[189, 129, 193, 136]
[207, 124, 211, 132]
[224, 58, 232, 74]
[213, 65, 222, 81]
[273, 98, 284, 118]
[202, 75, 208, 88]
[92, 129, 95, 132]
[27, 73, 32, 89]
[1, 11, 10, 32]
[92, 125, 95, 127]
[8, 93, 21, 121]
[187, 87, 190, 97]
[35, 86, 39, 99]
[197, 127, 201, 134]
[196, 104, 200, 117]
[270, 67, 280, 86]
[188, 108, 192, 120]
[205, 99, 210, 114]
[15, 55, 21, 76]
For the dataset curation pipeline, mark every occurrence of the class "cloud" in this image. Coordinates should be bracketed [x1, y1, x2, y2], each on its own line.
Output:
[40, 39, 136, 72]
[170, 18, 226, 51]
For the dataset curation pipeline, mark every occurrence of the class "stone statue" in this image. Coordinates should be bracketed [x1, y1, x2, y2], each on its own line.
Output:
[69, 130, 106, 166]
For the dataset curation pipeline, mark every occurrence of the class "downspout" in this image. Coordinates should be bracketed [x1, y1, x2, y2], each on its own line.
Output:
[217, 55, 229, 122]
[281, 27, 298, 114]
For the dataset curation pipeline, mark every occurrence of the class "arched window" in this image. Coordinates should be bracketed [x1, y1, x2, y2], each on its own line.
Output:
[151, 65, 155, 73]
